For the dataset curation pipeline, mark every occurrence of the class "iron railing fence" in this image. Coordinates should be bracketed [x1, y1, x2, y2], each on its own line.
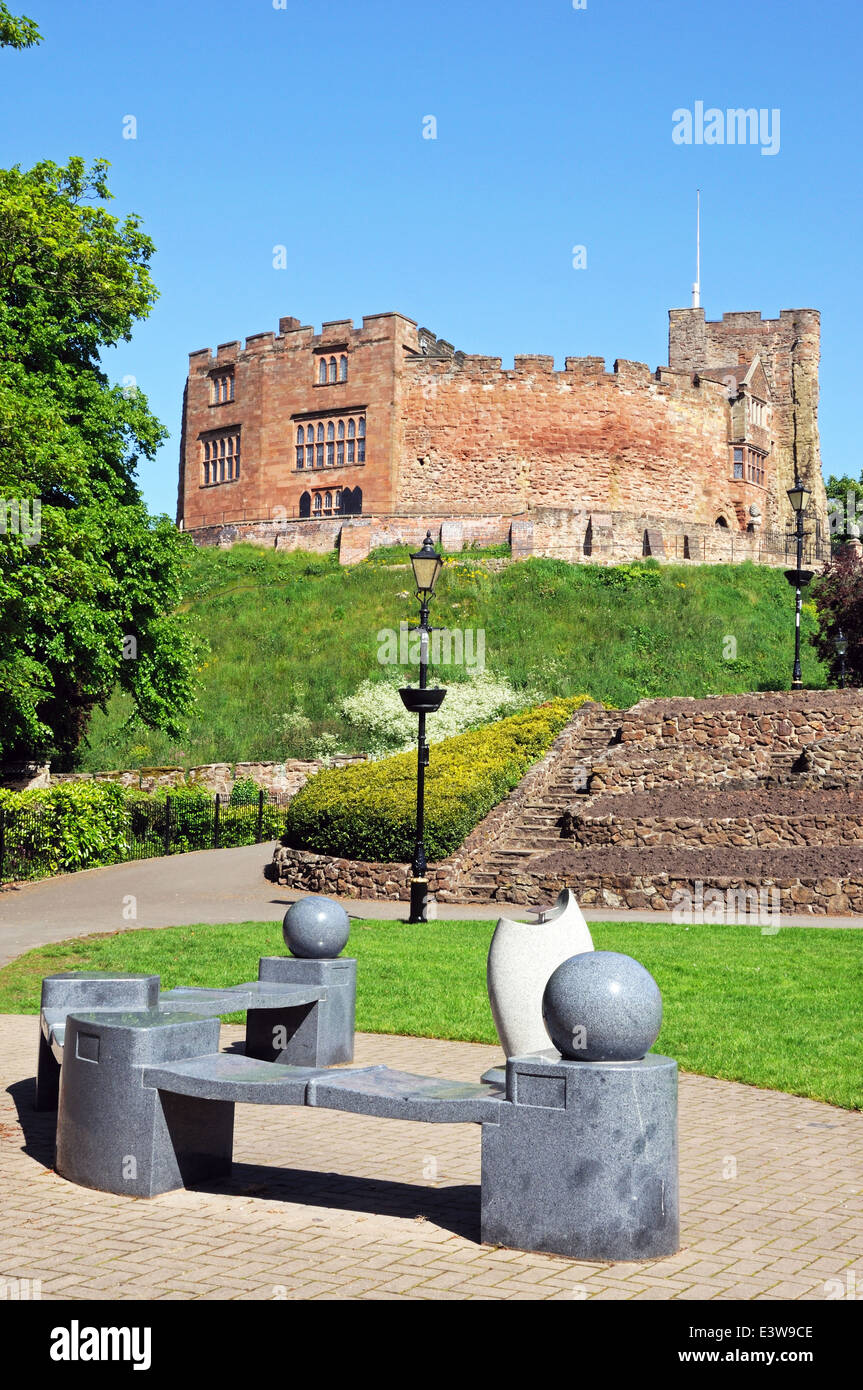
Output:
[0, 789, 294, 886]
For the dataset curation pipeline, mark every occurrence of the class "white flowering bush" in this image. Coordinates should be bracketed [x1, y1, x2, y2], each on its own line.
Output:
[339, 671, 533, 757]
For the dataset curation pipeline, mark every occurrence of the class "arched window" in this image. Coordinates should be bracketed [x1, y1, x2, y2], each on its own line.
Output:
[337, 419, 345, 466]
[203, 440, 211, 485]
[313, 492, 322, 514]
[296, 425, 305, 469]
[715, 516, 729, 528]
[329, 356, 337, 383]
[316, 422, 324, 467]
[326, 420, 335, 466]
[219, 437, 226, 482]
[335, 488, 342, 512]
[357, 415, 366, 463]
[339, 354, 348, 382]
[353, 486, 362, 515]
[226, 435, 234, 480]
[318, 358, 327, 385]
[347, 418, 355, 464]
[324, 490, 333, 514]
[299, 490, 311, 519]
[306, 437, 314, 468]
[233, 434, 240, 478]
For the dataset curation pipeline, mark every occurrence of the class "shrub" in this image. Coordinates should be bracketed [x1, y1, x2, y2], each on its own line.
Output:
[0, 780, 132, 877]
[230, 776, 262, 806]
[282, 695, 592, 863]
[339, 670, 531, 757]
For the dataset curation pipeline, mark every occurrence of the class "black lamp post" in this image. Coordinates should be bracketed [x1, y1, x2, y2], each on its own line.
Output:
[784, 478, 813, 691]
[399, 532, 446, 924]
[835, 628, 848, 689]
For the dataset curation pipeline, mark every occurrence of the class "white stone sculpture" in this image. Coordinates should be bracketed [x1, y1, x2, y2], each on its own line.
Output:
[487, 889, 594, 1059]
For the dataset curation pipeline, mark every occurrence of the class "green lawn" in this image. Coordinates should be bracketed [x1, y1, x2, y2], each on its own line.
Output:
[2, 918, 860, 1110]
[78, 544, 827, 770]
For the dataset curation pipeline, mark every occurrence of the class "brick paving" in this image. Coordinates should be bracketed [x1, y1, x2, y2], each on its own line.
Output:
[1, 1015, 861, 1301]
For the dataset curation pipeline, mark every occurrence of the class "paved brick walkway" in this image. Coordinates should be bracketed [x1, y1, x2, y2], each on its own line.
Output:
[1, 1016, 861, 1300]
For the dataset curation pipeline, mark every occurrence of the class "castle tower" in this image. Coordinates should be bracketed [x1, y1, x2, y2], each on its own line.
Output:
[668, 307, 827, 537]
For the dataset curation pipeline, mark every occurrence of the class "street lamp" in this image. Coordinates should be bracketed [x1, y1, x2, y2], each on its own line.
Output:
[784, 477, 813, 691]
[835, 628, 848, 689]
[399, 531, 446, 923]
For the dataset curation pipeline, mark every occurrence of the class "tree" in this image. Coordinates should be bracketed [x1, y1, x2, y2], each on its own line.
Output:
[0, 157, 202, 765]
[0, 3, 41, 49]
[824, 472, 863, 542]
[810, 548, 863, 686]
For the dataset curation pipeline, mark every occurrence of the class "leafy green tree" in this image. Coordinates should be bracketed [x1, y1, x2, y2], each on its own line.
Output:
[0, 157, 202, 765]
[824, 472, 863, 541]
[0, 3, 41, 49]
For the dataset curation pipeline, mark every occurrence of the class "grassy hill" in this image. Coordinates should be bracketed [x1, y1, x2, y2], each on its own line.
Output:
[77, 543, 827, 771]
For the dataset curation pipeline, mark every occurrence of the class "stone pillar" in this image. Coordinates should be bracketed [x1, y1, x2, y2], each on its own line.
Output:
[481, 1052, 679, 1260]
[56, 1010, 232, 1197]
[249, 956, 357, 1066]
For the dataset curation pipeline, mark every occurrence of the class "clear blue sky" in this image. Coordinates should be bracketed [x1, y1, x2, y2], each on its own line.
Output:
[2, 0, 861, 517]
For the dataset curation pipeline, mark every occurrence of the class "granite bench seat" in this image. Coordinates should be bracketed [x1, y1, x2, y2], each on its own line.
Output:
[143, 1053, 506, 1121]
[157, 982, 327, 1014]
[42, 982, 328, 1060]
[142, 1053, 362, 1105]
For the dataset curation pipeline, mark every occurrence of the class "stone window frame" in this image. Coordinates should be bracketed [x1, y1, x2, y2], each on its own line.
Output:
[291, 412, 367, 471]
[315, 350, 349, 385]
[201, 429, 241, 486]
[308, 485, 355, 517]
[731, 444, 766, 488]
[210, 372, 234, 406]
[749, 395, 768, 429]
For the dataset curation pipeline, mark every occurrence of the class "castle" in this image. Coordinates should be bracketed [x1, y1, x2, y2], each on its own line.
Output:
[177, 305, 828, 566]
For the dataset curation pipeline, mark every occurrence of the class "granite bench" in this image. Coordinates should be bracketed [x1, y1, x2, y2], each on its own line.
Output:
[49, 994, 679, 1261]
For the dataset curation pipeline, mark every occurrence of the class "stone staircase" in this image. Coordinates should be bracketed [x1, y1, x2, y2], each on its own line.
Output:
[455, 705, 622, 899]
[449, 689, 863, 914]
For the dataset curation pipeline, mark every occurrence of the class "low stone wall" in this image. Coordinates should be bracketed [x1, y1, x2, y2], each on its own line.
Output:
[184, 507, 824, 570]
[266, 839, 863, 915]
[617, 690, 863, 751]
[50, 755, 366, 798]
[568, 810, 863, 850]
[588, 744, 775, 794]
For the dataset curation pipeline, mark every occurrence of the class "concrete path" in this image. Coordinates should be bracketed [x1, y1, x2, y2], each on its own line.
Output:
[1, 1018, 860, 1300]
[1, 843, 860, 967]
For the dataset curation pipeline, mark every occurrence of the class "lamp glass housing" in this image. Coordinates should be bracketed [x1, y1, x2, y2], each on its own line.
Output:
[787, 481, 811, 514]
[410, 532, 443, 596]
[835, 631, 849, 656]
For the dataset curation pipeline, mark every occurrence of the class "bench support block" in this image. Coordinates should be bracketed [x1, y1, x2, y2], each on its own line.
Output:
[248, 957, 357, 1066]
[56, 1011, 233, 1197]
[481, 1053, 678, 1261]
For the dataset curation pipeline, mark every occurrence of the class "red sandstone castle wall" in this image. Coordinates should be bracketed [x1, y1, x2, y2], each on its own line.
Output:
[668, 307, 825, 534]
[179, 313, 418, 531]
[394, 355, 761, 529]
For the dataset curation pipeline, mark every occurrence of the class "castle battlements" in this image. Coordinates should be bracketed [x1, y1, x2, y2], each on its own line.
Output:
[178, 303, 828, 558]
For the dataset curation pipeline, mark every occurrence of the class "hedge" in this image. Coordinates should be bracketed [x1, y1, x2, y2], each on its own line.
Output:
[0, 779, 283, 881]
[282, 695, 592, 863]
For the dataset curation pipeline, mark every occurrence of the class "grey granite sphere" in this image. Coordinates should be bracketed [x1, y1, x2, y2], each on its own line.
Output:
[282, 896, 350, 959]
[541, 951, 662, 1061]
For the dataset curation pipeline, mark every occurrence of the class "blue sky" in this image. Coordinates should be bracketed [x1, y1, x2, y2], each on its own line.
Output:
[2, 0, 861, 516]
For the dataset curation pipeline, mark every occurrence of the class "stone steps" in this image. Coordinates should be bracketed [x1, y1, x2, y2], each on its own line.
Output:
[453, 696, 863, 904]
[457, 708, 622, 891]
